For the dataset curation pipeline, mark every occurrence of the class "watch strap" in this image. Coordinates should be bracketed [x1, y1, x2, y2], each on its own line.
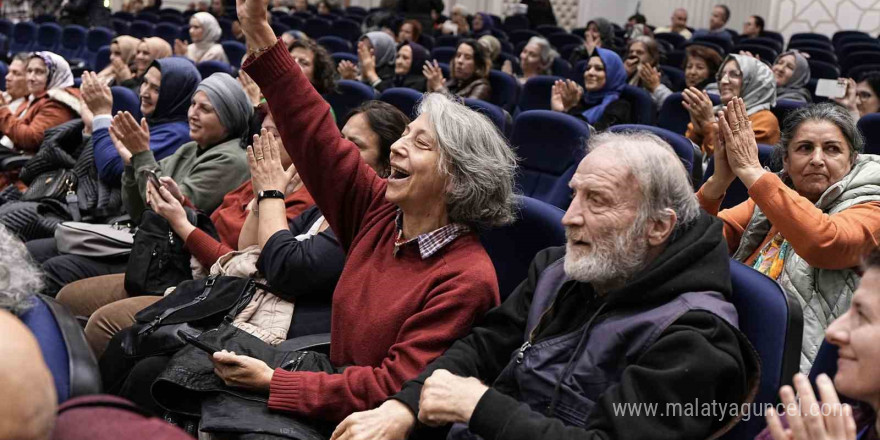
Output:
[257, 190, 285, 203]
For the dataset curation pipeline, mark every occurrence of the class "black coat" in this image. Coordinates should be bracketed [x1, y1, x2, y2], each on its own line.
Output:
[59, 0, 111, 29]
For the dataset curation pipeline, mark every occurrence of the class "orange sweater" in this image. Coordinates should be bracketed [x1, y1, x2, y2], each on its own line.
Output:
[697, 172, 880, 270]
[0, 88, 80, 153]
[686, 109, 780, 156]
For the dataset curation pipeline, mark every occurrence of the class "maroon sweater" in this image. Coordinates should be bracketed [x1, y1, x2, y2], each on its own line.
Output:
[244, 42, 500, 422]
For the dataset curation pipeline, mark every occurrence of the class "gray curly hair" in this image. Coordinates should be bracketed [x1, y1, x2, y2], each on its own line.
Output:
[0, 225, 41, 315]
[417, 92, 518, 230]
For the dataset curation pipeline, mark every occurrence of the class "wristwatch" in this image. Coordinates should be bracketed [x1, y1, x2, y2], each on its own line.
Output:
[257, 190, 285, 203]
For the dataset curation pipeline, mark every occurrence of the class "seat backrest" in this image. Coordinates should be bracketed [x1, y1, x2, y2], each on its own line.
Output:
[222, 40, 248, 69]
[798, 47, 838, 65]
[0, 18, 13, 38]
[620, 85, 655, 125]
[60, 24, 88, 51]
[19, 295, 101, 403]
[733, 44, 778, 62]
[324, 79, 376, 128]
[379, 87, 423, 120]
[547, 33, 583, 50]
[704, 144, 778, 208]
[128, 20, 156, 39]
[771, 99, 807, 127]
[112, 19, 130, 38]
[508, 29, 541, 46]
[11, 22, 36, 53]
[36, 22, 62, 51]
[721, 260, 803, 440]
[510, 110, 589, 209]
[86, 26, 114, 53]
[317, 35, 353, 54]
[791, 32, 832, 44]
[136, 11, 159, 23]
[808, 60, 840, 79]
[847, 64, 880, 82]
[303, 17, 331, 39]
[858, 113, 880, 155]
[417, 33, 434, 50]
[197, 60, 234, 80]
[434, 34, 461, 49]
[93, 45, 111, 72]
[464, 98, 507, 136]
[331, 51, 358, 66]
[839, 42, 880, 61]
[693, 34, 732, 54]
[536, 24, 564, 37]
[111, 86, 142, 119]
[832, 30, 869, 46]
[518, 75, 563, 112]
[654, 32, 686, 49]
[331, 18, 362, 43]
[479, 196, 566, 300]
[503, 14, 529, 32]
[550, 57, 571, 78]
[843, 51, 880, 75]
[0, 61, 7, 90]
[739, 37, 783, 53]
[430, 46, 456, 65]
[608, 124, 694, 174]
[488, 69, 521, 113]
[154, 22, 180, 46]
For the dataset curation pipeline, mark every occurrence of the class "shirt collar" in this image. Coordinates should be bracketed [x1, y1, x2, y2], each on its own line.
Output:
[393, 210, 470, 259]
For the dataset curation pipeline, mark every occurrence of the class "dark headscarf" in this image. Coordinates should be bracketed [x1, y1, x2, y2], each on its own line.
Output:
[475, 13, 495, 32]
[588, 18, 615, 48]
[393, 42, 429, 91]
[581, 48, 627, 125]
[146, 57, 202, 125]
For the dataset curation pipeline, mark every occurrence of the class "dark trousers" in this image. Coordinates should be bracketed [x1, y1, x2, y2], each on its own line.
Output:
[26, 238, 129, 296]
[100, 330, 172, 415]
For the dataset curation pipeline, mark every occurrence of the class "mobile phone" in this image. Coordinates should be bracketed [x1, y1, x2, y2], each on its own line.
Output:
[815, 78, 847, 99]
[177, 329, 222, 355]
[143, 168, 161, 190]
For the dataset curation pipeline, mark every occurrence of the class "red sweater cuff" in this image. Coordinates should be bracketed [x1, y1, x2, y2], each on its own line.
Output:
[243, 40, 296, 87]
[267, 368, 306, 414]
[184, 227, 230, 268]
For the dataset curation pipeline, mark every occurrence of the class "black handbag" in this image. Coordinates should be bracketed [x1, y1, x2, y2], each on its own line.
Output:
[21, 169, 77, 201]
[120, 275, 260, 358]
[124, 208, 217, 296]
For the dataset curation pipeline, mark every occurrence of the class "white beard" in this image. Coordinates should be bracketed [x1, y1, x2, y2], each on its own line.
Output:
[563, 218, 649, 286]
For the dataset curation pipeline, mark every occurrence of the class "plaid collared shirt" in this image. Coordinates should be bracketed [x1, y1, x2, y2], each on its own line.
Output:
[393, 211, 470, 259]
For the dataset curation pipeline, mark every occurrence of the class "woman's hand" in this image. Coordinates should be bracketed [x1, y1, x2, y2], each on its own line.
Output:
[80, 71, 114, 116]
[718, 98, 765, 188]
[832, 78, 860, 119]
[145, 179, 189, 230]
[501, 59, 513, 75]
[331, 400, 415, 440]
[109, 111, 151, 155]
[112, 57, 134, 82]
[682, 86, 715, 132]
[158, 176, 185, 203]
[357, 40, 379, 84]
[238, 70, 262, 106]
[766, 374, 857, 440]
[283, 164, 302, 196]
[211, 350, 274, 392]
[638, 65, 661, 92]
[247, 128, 289, 195]
[337, 60, 359, 80]
[585, 31, 599, 54]
[624, 57, 639, 77]
[422, 60, 445, 92]
[550, 79, 583, 113]
[174, 38, 188, 56]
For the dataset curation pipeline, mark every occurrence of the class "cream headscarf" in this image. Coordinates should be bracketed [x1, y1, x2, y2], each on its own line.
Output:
[187, 12, 223, 62]
[98, 35, 141, 83]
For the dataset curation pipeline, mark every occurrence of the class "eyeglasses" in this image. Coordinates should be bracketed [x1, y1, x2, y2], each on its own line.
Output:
[720, 70, 743, 80]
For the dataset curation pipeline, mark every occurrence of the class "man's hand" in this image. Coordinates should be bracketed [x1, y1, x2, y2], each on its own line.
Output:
[331, 400, 415, 440]
[211, 350, 274, 392]
[417, 369, 489, 427]
[80, 71, 114, 116]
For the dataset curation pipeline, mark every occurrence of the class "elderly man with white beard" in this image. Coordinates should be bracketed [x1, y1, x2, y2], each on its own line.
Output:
[330, 131, 762, 440]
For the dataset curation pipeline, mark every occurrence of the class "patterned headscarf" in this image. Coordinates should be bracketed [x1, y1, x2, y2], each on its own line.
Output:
[715, 54, 777, 115]
[29, 51, 73, 93]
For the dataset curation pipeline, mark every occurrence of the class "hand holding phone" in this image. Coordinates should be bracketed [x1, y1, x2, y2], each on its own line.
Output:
[815, 78, 848, 99]
[177, 329, 222, 355]
[143, 168, 162, 190]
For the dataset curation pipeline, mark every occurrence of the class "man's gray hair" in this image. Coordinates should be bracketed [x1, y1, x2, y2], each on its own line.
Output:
[587, 131, 700, 228]
[0, 225, 40, 315]
[417, 93, 517, 229]
[776, 102, 863, 167]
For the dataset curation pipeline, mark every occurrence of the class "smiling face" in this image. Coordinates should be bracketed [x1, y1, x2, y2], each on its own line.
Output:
[562, 146, 647, 286]
[187, 90, 228, 147]
[134, 42, 153, 76]
[189, 17, 205, 43]
[718, 59, 743, 104]
[520, 42, 543, 74]
[583, 56, 607, 92]
[826, 266, 880, 408]
[395, 44, 413, 76]
[783, 120, 854, 202]
[139, 66, 161, 116]
[453, 43, 476, 80]
[26, 58, 49, 96]
[856, 80, 880, 117]
[5, 59, 28, 100]
[684, 55, 710, 88]
[772, 54, 796, 87]
[385, 112, 449, 213]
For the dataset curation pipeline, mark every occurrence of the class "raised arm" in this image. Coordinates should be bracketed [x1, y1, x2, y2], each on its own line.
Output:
[239, 2, 387, 251]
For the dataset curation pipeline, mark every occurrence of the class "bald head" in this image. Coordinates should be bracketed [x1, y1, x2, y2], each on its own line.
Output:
[0, 310, 56, 440]
[671, 8, 688, 31]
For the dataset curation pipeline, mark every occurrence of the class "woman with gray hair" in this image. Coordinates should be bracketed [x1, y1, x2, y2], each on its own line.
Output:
[211, 0, 518, 424]
[698, 99, 880, 373]
[503, 36, 557, 85]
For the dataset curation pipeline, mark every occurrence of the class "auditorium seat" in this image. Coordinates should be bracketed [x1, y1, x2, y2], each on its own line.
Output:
[535, 24, 564, 37]
[10, 21, 37, 54]
[654, 32, 686, 49]
[430, 46, 456, 65]
[128, 20, 156, 39]
[771, 99, 807, 127]
[111, 86, 143, 120]
[503, 14, 529, 33]
[659, 65, 685, 91]
[479, 196, 566, 299]
[434, 34, 461, 48]
[222, 40, 247, 69]
[508, 29, 541, 46]
[733, 43, 778, 62]
[330, 18, 362, 44]
[317, 35, 352, 54]
[547, 33, 583, 51]
[197, 60, 233, 79]
[488, 69, 521, 114]
[510, 110, 589, 209]
[464, 98, 508, 136]
[658, 92, 721, 136]
[609, 124, 695, 174]
[35, 22, 62, 52]
[303, 17, 331, 39]
[808, 60, 840, 80]
[858, 113, 880, 154]
[379, 87, 423, 119]
[324, 79, 376, 128]
[518, 75, 564, 112]
[93, 45, 111, 72]
[620, 85, 655, 125]
[58, 25, 88, 61]
[84, 27, 113, 70]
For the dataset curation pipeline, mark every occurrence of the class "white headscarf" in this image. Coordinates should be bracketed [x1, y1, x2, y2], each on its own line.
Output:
[188, 12, 223, 61]
[30, 51, 74, 93]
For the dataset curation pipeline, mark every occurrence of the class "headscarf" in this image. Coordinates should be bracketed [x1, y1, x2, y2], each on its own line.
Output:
[147, 57, 202, 125]
[363, 31, 397, 70]
[143, 37, 173, 60]
[195, 73, 253, 140]
[774, 50, 811, 103]
[475, 12, 495, 32]
[393, 42, 429, 89]
[188, 12, 223, 61]
[581, 48, 627, 125]
[97, 36, 141, 82]
[587, 18, 615, 48]
[29, 52, 73, 94]
[714, 53, 777, 116]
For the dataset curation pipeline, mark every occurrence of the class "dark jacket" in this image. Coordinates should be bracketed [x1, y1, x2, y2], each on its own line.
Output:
[394, 213, 761, 440]
[59, 0, 111, 29]
[565, 99, 632, 131]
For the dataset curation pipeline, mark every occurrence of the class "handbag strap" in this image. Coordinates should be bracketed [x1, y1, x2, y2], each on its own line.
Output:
[138, 276, 220, 335]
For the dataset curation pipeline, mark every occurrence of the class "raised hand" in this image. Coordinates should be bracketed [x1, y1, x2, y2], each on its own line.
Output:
[501, 59, 513, 75]
[111, 57, 134, 82]
[766, 374, 857, 440]
[247, 128, 289, 195]
[238, 70, 262, 106]
[718, 98, 765, 187]
[174, 38, 188, 56]
[80, 71, 114, 116]
[357, 40, 378, 84]
[337, 60, 358, 80]
[422, 60, 445, 92]
[107, 127, 133, 165]
[109, 111, 151, 155]
[550, 79, 583, 113]
[681, 86, 715, 132]
[585, 31, 600, 53]
[832, 78, 859, 120]
[638, 65, 661, 91]
[235, 0, 274, 49]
